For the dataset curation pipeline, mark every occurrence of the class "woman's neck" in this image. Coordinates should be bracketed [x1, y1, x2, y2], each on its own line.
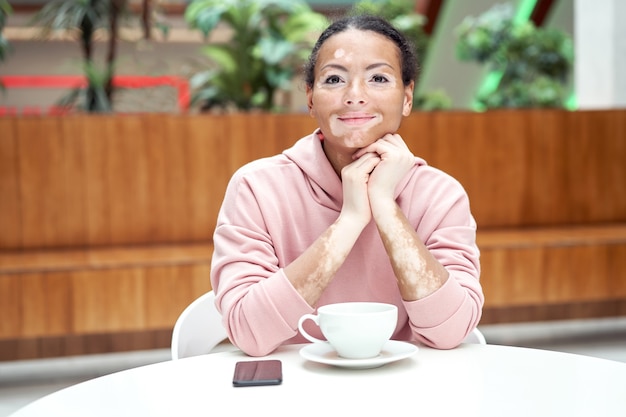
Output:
[321, 141, 353, 178]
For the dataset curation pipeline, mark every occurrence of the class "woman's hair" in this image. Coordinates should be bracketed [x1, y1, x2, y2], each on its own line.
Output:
[304, 14, 418, 89]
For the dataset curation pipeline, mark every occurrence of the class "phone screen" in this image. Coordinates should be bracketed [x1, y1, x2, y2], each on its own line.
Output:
[232, 360, 283, 387]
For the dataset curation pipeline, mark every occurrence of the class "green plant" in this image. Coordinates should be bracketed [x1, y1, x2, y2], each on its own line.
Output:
[414, 89, 453, 111]
[0, 0, 11, 91]
[32, 0, 168, 112]
[0, 0, 10, 59]
[185, 0, 328, 112]
[32, 0, 126, 112]
[455, 3, 573, 109]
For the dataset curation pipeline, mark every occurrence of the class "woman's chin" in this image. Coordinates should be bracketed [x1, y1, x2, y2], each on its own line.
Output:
[339, 131, 379, 149]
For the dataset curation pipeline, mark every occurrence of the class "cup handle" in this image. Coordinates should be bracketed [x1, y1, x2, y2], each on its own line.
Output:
[298, 313, 325, 344]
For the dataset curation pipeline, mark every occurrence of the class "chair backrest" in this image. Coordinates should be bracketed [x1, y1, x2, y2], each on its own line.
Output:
[463, 327, 487, 345]
[171, 290, 229, 360]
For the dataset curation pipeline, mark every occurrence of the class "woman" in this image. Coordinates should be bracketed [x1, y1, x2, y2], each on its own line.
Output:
[211, 15, 483, 356]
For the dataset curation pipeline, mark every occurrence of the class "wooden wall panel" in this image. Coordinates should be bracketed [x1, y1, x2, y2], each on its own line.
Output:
[72, 267, 145, 333]
[480, 247, 545, 307]
[58, 117, 89, 245]
[0, 271, 71, 338]
[0, 261, 212, 340]
[522, 110, 570, 225]
[0, 118, 21, 248]
[542, 245, 609, 303]
[171, 115, 229, 242]
[396, 111, 436, 163]
[566, 111, 626, 223]
[0, 329, 174, 361]
[143, 264, 211, 329]
[401, 111, 533, 228]
[81, 116, 117, 245]
[3, 110, 625, 250]
[0, 272, 21, 337]
[228, 113, 277, 166]
[610, 244, 626, 297]
[151, 114, 195, 242]
[102, 116, 152, 245]
[0, 113, 322, 250]
[20, 272, 71, 337]
[481, 300, 626, 324]
[399, 110, 626, 228]
[455, 111, 530, 227]
[480, 238, 626, 308]
[16, 117, 75, 248]
[276, 113, 319, 150]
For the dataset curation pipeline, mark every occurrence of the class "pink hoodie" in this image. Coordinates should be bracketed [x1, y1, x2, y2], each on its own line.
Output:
[211, 131, 483, 356]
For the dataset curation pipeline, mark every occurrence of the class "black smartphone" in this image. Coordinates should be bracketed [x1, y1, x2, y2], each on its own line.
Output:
[232, 360, 283, 387]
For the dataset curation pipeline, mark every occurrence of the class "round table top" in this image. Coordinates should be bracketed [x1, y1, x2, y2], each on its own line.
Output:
[10, 343, 626, 417]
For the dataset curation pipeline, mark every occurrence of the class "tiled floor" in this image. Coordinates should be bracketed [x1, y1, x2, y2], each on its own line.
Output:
[1, 317, 625, 416]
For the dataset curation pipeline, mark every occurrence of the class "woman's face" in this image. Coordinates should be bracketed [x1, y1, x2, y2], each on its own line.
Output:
[306, 28, 414, 154]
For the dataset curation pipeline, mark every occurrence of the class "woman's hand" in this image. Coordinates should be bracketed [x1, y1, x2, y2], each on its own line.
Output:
[339, 151, 381, 227]
[354, 134, 415, 202]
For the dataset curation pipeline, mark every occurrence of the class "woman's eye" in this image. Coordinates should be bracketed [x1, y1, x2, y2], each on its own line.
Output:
[323, 75, 342, 84]
[372, 75, 389, 83]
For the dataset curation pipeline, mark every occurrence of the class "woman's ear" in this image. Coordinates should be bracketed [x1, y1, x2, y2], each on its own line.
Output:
[402, 81, 415, 116]
[306, 85, 315, 117]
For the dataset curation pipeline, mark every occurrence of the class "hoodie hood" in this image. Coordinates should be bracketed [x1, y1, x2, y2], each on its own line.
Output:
[282, 130, 343, 210]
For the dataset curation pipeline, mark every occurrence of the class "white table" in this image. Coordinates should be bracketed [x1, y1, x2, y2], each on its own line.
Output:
[10, 343, 626, 417]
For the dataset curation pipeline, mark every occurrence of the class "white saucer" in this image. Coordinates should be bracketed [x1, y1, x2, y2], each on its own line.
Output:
[299, 340, 418, 369]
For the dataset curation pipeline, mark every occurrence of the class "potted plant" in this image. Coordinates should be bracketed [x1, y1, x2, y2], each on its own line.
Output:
[184, 0, 328, 112]
[455, 3, 573, 109]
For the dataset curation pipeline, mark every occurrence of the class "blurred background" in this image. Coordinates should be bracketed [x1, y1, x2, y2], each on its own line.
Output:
[4, 0, 624, 113]
[1, 1, 625, 415]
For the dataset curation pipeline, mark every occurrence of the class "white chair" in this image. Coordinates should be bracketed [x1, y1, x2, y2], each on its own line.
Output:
[171, 290, 230, 360]
[463, 327, 487, 344]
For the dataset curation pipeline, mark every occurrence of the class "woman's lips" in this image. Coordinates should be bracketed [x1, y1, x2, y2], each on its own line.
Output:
[337, 113, 376, 125]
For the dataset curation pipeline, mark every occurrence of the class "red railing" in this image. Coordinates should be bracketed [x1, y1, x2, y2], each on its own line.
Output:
[0, 75, 190, 114]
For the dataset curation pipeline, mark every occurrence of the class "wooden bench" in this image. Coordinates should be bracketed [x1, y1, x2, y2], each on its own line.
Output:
[1, 110, 625, 360]
[478, 224, 626, 323]
[0, 243, 213, 360]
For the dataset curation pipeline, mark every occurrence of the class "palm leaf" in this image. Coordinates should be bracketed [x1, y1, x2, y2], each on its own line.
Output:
[201, 44, 238, 73]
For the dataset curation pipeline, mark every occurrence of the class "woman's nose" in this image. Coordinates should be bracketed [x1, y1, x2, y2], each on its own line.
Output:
[344, 81, 367, 105]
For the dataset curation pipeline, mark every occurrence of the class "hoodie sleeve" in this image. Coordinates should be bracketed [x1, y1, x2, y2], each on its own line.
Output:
[400, 167, 483, 349]
[211, 168, 314, 357]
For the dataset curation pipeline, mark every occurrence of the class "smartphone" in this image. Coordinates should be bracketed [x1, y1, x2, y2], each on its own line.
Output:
[232, 360, 282, 387]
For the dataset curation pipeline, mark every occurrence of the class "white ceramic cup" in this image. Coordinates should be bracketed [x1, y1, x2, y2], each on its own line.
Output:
[297, 302, 398, 359]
